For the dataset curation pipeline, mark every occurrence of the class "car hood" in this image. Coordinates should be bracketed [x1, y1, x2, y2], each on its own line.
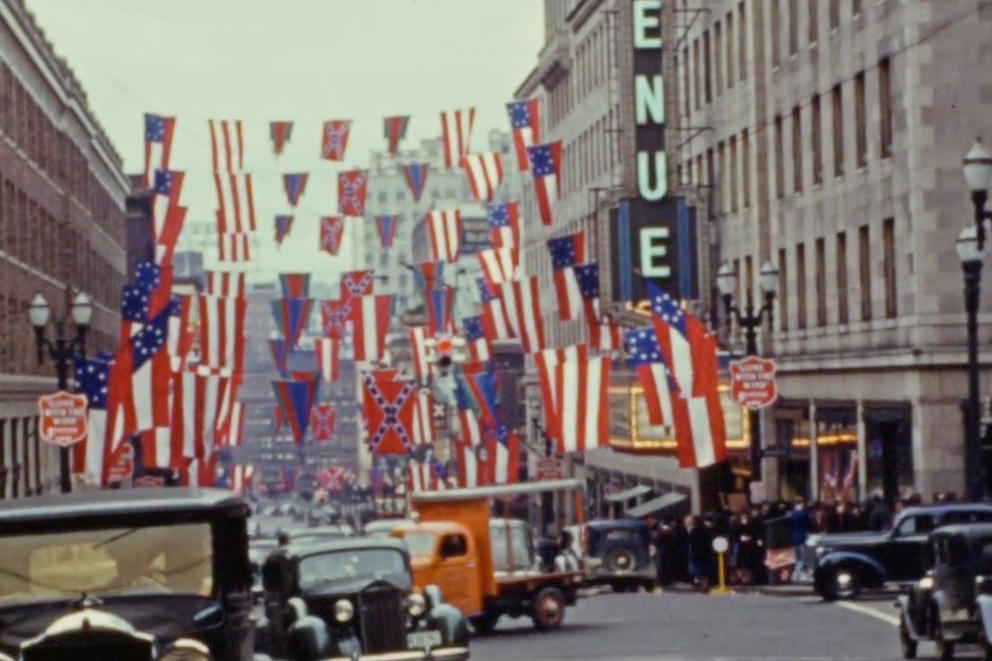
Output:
[303, 575, 411, 597]
[0, 594, 220, 652]
[808, 531, 888, 549]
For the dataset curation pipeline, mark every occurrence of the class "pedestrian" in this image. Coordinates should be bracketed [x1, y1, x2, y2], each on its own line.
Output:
[866, 494, 893, 531]
[789, 499, 811, 580]
[554, 530, 581, 572]
[655, 518, 675, 587]
[672, 515, 690, 584]
[687, 515, 713, 591]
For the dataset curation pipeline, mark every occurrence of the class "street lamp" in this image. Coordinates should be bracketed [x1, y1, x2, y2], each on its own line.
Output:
[29, 290, 92, 493]
[963, 139, 992, 251]
[716, 260, 779, 480]
[957, 224, 986, 499]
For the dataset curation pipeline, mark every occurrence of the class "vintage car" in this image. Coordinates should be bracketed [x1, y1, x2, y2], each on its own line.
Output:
[808, 502, 992, 600]
[363, 519, 416, 537]
[895, 524, 992, 660]
[258, 536, 469, 661]
[567, 519, 655, 592]
[0, 487, 255, 661]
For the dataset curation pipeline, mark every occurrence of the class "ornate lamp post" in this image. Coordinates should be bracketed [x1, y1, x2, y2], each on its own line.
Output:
[715, 261, 779, 480]
[29, 290, 93, 493]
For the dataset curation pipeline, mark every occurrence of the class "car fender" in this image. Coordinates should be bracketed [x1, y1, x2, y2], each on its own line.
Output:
[286, 615, 332, 661]
[428, 603, 471, 648]
[815, 551, 887, 587]
[977, 594, 992, 640]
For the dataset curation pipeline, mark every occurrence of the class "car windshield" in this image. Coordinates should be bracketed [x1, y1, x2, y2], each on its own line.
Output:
[299, 549, 409, 590]
[0, 523, 213, 605]
[401, 532, 437, 559]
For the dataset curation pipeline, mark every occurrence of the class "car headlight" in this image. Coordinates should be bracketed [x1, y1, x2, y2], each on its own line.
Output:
[918, 576, 935, 590]
[407, 592, 427, 618]
[334, 598, 355, 623]
[815, 546, 826, 557]
[158, 638, 213, 661]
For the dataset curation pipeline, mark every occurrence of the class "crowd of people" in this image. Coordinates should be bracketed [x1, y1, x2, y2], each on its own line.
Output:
[649, 492, 949, 589]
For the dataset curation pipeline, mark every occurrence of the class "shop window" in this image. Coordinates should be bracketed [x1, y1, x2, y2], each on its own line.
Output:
[866, 411, 914, 502]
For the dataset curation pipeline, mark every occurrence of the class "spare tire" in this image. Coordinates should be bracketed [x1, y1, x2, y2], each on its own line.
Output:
[605, 546, 638, 573]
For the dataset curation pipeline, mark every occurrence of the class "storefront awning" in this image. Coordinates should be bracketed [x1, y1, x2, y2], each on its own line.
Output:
[604, 484, 652, 503]
[626, 492, 688, 518]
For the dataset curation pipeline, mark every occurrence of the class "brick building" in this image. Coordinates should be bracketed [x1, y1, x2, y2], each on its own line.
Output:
[0, 0, 129, 497]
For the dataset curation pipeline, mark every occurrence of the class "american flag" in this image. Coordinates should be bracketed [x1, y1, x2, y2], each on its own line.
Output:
[486, 201, 521, 248]
[573, 263, 622, 351]
[151, 168, 184, 247]
[427, 209, 462, 262]
[322, 120, 352, 161]
[648, 283, 705, 397]
[547, 232, 586, 320]
[626, 326, 675, 426]
[534, 345, 586, 443]
[440, 108, 476, 169]
[476, 247, 519, 286]
[527, 141, 563, 226]
[462, 315, 490, 361]
[456, 439, 482, 487]
[461, 152, 504, 201]
[75, 355, 118, 486]
[498, 276, 546, 353]
[143, 113, 175, 187]
[555, 354, 611, 453]
[477, 278, 513, 341]
[199, 294, 248, 371]
[408, 326, 431, 382]
[412, 389, 436, 447]
[489, 424, 521, 484]
[506, 99, 541, 171]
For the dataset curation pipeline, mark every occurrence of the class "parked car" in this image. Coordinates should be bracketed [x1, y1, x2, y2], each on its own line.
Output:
[809, 502, 992, 600]
[895, 523, 992, 660]
[0, 488, 255, 660]
[258, 536, 469, 661]
[569, 519, 655, 592]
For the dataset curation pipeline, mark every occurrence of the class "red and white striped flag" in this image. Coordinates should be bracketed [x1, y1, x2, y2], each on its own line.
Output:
[534, 345, 587, 442]
[206, 270, 246, 298]
[198, 294, 247, 372]
[143, 113, 175, 186]
[412, 389, 435, 446]
[476, 247, 519, 286]
[408, 326, 431, 382]
[526, 141, 562, 226]
[555, 354, 611, 453]
[456, 440, 481, 487]
[427, 209, 462, 263]
[350, 295, 393, 362]
[440, 108, 475, 169]
[173, 366, 231, 460]
[208, 119, 245, 173]
[217, 232, 252, 263]
[499, 276, 546, 353]
[506, 99, 541, 171]
[461, 152, 504, 201]
[477, 278, 513, 341]
[314, 337, 340, 382]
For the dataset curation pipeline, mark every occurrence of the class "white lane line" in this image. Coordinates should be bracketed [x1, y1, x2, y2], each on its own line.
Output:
[835, 599, 900, 626]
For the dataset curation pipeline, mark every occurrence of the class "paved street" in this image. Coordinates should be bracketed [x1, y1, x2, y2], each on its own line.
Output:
[469, 590, 925, 661]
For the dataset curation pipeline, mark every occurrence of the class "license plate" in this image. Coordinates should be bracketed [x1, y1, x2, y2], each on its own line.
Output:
[407, 630, 443, 649]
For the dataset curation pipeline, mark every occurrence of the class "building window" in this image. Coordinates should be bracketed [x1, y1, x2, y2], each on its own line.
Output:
[792, 106, 803, 193]
[879, 57, 893, 158]
[774, 115, 784, 199]
[832, 84, 844, 177]
[778, 247, 788, 331]
[812, 95, 823, 184]
[788, 0, 798, 55]
[771, 0, 782, 65]
[742, 129, 751, 208]
[808, 0, 819, 43]
[714, 21, 723, 96]
[703, 30, 712, 103]
[859, 224, 871, 321]
[796, 243, 807, 330]
[745, 255, 754, 300]
[738, 2, 747, 81]
[855, 71, 867, 167]
[706, 148, 715, 189]
[829, 0, 840, 29]
[729, 135, 738, 212]
[693, 38, 701, 111]
[837, 231, 848, 325]
[883, 218, 897, 318]
[815, 238, 826, 326]
[682, 46, 691, 116]
[726, 11, 735, 88]
[852, 0, 862, 16]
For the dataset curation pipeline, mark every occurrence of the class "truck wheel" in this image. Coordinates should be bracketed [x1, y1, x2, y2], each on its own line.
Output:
[469, 614, 498, 635]
[898, 618, 917, 659]
[605, 546, 637, 573]
[821, 567, 861, 601]
[532, 587, 566, 631]
[610, 582, 630, 593]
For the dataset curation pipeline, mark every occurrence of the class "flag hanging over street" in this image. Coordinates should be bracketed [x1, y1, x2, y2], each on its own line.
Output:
[476, 247, 519, 286]
[350, 294, 393, 362]
[409, 457, 448, 492]
[270, 298, 314, 348]
[527, 141, 563, 226]
[275, 214, 294, 245]
[321, 119, 352, 161]
[489, 424, 521, 484]
[574, 263, 622, 352]
[555, 354, 611, 453]
[427, 209, 462, 262]
[283, 173, 308, 207]
[310, 403, 336, 442]
[412, 389, 435, 447]
[402, 163, 429, 201]
[314, 336, 340, 382]
[425, 287, 455, 336]
[440, 108, 476, 168]
[206, 271, 245, 298]
[506, 99, 541, 171]
[151, 168, 184, 245]
[499, 276, 546, 353]
[408, 326, 430, 382]
[477, 278, 513, 341]
[456, 440, 481, 487]
[340, 270, 376, 300]
[319, 216, 346, 256]
[75, 354, 119, 486]
[279, 273, 311, 299]
[647, 282, 707, 397]
[272, 375, 321, 444]
[270, 120, 293, 155]
[143, 113, 175, 187]
[486, 201, 521, 248]
[362, 372, 417, 455]
[383, 115, 410, 155]
[269, 337, 290, 376]
[217, 232, 252, 262]
[376, 215, 399, 249]
[320, 299, 350, 339]
[462, 315, 490, 361]
[461, 152, 504, 201]
[338, 169, 369, 216]
[626, 326, 675, 426]
[547, 232, 586, 320]
[208, 119, 245, 173]
[198, 294, 247, 372]
[535, 345, 587, 442]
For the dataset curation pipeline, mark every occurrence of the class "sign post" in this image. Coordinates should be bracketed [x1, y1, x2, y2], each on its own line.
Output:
[710, 536, 734, 595]
[37, 391, 88, 448]
[729, 356, 778, 410]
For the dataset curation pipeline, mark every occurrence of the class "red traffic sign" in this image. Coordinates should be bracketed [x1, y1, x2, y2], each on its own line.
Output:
[537, 456, 564, 480]
[38, 391, 88, 447]
[729, 356, 778, 410]
[107, 444, 134, 483]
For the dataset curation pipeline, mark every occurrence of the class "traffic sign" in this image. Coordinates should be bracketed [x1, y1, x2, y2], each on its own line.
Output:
[729, 356, 778, 410]
[107, 444, 134, 483]
[537, 456, 564, 480]
[712, 536, 729, 554]
[37, 391, 88, 447]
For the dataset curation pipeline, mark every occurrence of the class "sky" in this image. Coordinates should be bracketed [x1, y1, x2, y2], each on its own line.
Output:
[24, 0, 544, 280]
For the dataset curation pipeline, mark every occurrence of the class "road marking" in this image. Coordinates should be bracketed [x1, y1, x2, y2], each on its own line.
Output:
[835, 599, 900, 626]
